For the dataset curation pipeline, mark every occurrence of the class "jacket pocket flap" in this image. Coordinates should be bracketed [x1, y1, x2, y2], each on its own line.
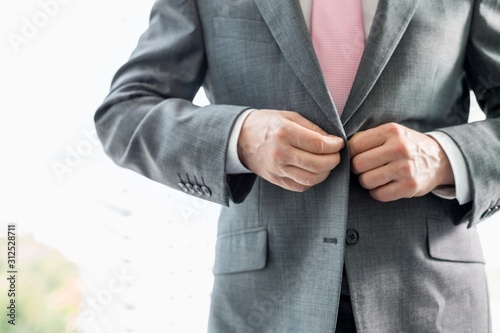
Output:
[427, 217, 485, 264]
[213, 227, 268, 275]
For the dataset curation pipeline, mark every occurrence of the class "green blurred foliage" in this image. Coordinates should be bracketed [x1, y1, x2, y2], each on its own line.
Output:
[0, 235, 81, 333]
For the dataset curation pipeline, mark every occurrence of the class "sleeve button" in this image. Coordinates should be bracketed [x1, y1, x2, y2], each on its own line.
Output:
[185, 183, 195, 194]
[201, 186, 211, 197]
[194, 185, 203, 196]
[178, 183, 188, 193]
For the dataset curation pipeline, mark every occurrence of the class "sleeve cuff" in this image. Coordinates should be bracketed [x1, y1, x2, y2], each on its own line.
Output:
[427, 131, 472, 205]
[226, 109, 255, 174]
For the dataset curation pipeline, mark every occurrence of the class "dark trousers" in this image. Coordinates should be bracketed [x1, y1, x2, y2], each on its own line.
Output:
[335, 294, 356, 333]
[335, 267, 357, 333]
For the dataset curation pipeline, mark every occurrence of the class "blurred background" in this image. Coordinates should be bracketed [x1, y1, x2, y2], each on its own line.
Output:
[0, 0, 498, 332]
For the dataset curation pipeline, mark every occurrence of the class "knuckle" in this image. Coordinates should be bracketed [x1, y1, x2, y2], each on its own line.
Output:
[399, 179, 418, 198]
[313, 138, 327, 153]
[302, 174, 314, 186]
[288, 182, 305, 192]
[399, 160, 416, 178]
[274, 126, 289, 141]
[280, 177, 308, 193]
[270, 147, 289, 165]
[394, 141, 411, 158]
[292, 169, 318, 187]
[386, 122, 403, 135]
[295, 185, 309, 193]
[273, 166, 286, 178]
[270, 147, 282, 160]
[285, 111, 301, 122]
[399, 162, 412, 177]
[400, 179, 418, 195]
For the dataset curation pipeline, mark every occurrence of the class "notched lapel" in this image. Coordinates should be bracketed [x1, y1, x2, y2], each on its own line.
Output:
[341, 0, 422, 125]
[252, 0, 421, 133]
[253, 0, 345, 137]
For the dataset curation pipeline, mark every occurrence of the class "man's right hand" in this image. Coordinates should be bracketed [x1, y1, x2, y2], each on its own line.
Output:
[237, 110, 345, 192]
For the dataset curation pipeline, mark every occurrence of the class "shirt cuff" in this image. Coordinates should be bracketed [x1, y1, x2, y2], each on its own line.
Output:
[226, 109, 255, 174]
[427, 131, 472, 205]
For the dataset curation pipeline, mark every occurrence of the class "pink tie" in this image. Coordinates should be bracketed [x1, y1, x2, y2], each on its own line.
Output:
[311, 0, 366, 115]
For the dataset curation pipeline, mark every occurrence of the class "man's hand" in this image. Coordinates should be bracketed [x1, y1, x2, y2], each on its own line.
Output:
[348, 123, 454, 202]
[237, 110, 345, 192]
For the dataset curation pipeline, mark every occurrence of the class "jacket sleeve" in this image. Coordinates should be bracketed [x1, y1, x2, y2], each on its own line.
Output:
[436, 0, 500, 227]
[94, 0, 256, 206]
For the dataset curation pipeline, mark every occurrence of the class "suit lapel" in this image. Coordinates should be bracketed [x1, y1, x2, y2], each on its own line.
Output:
[254, 0, 345, 136]
[341, 0, 421, 125]
[254, 0, 421, 131]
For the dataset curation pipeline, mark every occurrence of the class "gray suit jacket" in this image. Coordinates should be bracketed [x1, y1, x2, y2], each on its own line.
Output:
[95, 0, 500, 332]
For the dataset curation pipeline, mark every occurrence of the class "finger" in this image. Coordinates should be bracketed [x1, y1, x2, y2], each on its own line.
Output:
[351, 144, 394, 174]
[368, 182, 402, 202]
[287, 121, 345, 154]
[358, 158, 417, 190]
[348, 123, 400, 157]
[369, 179, 417, 202]
[281, 165, 331, 187]
[285, 112, 329, 135]
[278, 176, 311, 193]
[357, 164, 395, 190]
[286, 149, 341, 174]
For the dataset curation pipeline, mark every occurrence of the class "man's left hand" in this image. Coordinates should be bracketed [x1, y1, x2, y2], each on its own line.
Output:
[348, 123, 455, 202]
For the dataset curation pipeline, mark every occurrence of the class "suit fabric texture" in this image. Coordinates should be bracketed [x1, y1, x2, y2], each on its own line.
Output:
[95, 0, 500, 332]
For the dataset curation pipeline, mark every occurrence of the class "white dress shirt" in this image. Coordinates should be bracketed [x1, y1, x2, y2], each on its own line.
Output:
[225, 0, 472, 204]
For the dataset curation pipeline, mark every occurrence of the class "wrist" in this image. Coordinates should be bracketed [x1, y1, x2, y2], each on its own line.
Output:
[237, 111, 260, 171]
[434, 140, 455, 187]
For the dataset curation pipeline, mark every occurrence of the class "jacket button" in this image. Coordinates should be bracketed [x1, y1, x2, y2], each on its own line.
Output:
[178, 182, 188, 193]
[201, 186, 211, 197]
[185, 183, 195, 194]
[346, 229, 359, 245]
[194, 184, 203, 196]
